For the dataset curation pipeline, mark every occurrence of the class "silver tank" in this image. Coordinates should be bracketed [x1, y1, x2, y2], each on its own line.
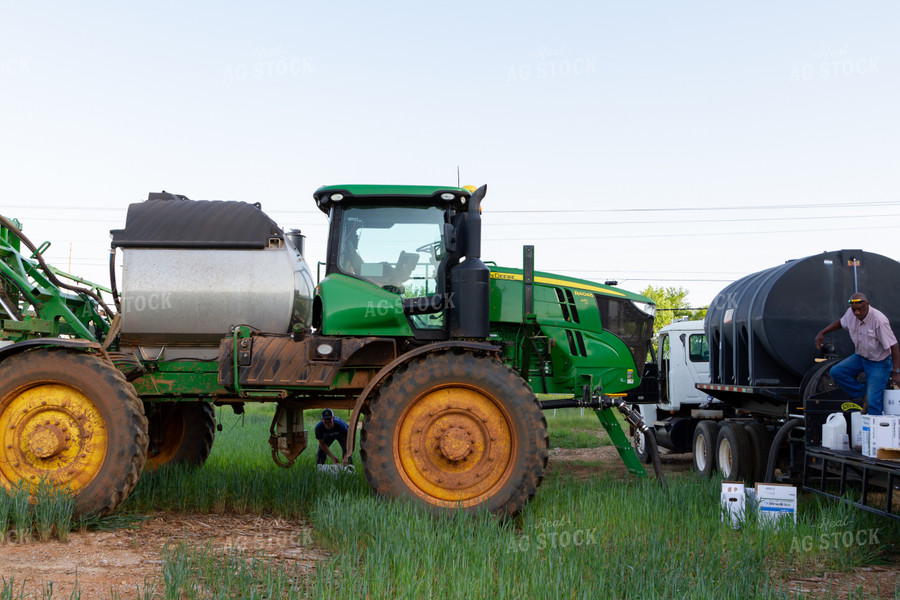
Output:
[111, 194, 314, 360]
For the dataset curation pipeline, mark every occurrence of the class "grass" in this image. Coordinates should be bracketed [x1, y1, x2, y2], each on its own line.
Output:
[8, 404, 900, 598]
[545, 407, 615, 448]
[0, 480, 74, 544]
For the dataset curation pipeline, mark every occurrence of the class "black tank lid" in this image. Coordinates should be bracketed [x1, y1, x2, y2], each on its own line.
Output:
[111, 192, 283, 249]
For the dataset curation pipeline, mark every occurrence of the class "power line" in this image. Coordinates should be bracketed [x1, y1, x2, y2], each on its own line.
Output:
[8, 199, 899, 215]
[552, 269, 746, 275]
[484, 223, 900, 241]
[489, 200, 900, 213]
[485, 212, 900, 227]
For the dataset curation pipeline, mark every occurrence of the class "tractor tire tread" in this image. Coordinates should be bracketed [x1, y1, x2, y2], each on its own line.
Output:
[145, 402, 216, 469]
[0, 349, 148, 517]
[361, 350, 548, 517]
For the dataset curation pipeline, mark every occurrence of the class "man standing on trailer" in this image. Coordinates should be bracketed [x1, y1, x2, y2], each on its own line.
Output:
[315, 408, 350, 465]
[815, 293, 900, 415]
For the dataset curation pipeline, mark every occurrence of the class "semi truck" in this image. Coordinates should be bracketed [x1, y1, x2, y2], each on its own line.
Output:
[0, 184, 657, 517]
[628, 249, 900, 490]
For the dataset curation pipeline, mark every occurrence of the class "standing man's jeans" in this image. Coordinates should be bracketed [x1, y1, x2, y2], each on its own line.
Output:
[829, 354, 892, 415]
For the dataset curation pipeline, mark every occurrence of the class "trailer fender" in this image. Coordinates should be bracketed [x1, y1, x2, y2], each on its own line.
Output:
[345, 340, 500, 456]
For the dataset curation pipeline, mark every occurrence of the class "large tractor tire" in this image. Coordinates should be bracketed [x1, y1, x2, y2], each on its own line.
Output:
[145, 402, 216, 470]
[360, 351, 549, 517]
[0, 349, 148, 516]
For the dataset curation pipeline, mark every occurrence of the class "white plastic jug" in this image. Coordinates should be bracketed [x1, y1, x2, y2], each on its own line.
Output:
[850, 412, 863, 450]
[822, 412, 846, 450]
[884, 389, 900, 415]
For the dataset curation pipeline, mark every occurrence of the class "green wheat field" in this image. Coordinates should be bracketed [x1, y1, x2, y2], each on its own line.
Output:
[2, 405, 898, 599]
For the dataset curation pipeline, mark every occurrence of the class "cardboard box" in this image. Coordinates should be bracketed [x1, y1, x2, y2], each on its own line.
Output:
[721, 482, 745, 529]
[755, 483, 797, 525]
[862, 415, 900, 457]
[876, 447, 900, 462]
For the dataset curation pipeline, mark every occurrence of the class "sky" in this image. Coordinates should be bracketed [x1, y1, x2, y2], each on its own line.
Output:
[1, 2, 898, 307]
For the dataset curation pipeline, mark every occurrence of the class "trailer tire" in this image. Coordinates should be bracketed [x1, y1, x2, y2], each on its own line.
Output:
[361, 351, 548, 518]
[145, 402, 216, 470]
[633, 428, 652, 464]
[743, 423, 771, 484]
[0, 349, 148, 517]
[716, 422, 752, 481]
[692, 420, 719, 477]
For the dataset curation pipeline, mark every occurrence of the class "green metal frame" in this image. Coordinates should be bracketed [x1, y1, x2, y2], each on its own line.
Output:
[595, 408, 647, 477]
[0, 217, 108, 343]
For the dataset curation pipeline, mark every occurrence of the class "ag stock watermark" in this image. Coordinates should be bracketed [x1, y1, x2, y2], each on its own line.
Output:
[222, 529, 314, 551]
[224, 45, 314, 83]
[790, 527, 881, 553]
[506, 45, 597, 83]
[790, 44, 880, 83]
[364, 293, 455, 319]
[120, 292, 173, 314]
[710, 291, 738, 311]
[506, 515, 599, 553]
[0, 57, 29, 76]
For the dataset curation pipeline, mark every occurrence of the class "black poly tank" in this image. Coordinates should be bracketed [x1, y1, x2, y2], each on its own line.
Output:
[705, 250, 900, 387]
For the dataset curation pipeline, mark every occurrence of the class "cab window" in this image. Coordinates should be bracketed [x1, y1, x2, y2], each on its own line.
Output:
[688, 334, 709, 363]
[337, 205, 445, 297]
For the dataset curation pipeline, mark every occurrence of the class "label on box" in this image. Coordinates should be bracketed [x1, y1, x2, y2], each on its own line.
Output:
[862, 415, 900, 457]
[755, 483, 797, 525]
[862, 416, 874, 457]
[721, 482, 745, 529]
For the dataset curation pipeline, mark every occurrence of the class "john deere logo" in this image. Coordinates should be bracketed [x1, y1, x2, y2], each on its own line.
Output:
[841, 401, 863, 412]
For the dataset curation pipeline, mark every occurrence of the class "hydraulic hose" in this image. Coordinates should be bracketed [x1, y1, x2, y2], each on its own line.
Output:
[0, 214, 114, 318]
[764, 417, 803, 484]
[605, 396, 668, 490]
[643, 427, 668, 491]
[109, 247, 121, 312]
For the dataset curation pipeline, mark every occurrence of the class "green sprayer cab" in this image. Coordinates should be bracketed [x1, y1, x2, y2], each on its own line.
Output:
[0, 185, 656, 518]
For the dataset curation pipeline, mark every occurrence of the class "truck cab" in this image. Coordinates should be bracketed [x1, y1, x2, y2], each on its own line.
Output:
[630, 320, 711, 459]
[656, 320, 710, 411]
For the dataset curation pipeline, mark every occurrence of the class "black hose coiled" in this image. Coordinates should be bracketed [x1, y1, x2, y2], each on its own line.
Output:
[765, 417, 803, 483]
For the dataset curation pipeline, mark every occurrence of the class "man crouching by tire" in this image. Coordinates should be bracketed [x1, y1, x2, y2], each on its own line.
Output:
[315, 408, 350, 466]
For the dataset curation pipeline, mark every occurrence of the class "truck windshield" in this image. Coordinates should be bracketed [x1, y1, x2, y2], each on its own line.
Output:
[337, 205, 445, 297]
[594, 295, 655, 374]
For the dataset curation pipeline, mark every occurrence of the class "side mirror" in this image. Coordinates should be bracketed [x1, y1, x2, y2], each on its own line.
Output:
[443, 222, 456, 253]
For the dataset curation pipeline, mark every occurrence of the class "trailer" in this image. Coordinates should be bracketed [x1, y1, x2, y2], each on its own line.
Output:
[629, 250, 900, 520]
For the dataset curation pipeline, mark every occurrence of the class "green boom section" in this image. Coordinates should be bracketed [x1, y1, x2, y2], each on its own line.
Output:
[488, 266, 654, 397]
[0, 217, 108, 343]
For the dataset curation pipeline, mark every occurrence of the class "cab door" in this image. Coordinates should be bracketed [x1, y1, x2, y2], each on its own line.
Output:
[662, 330, 710, 411]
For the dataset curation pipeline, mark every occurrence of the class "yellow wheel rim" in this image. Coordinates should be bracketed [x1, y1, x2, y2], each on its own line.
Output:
[394, 386, 515, 507]
[0, 383, 107, 491]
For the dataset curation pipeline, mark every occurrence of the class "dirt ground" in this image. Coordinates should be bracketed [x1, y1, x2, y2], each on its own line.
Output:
[0, 513, 326, 599]
[546, 444, 695, 480]
[0, 452, 897, 599]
